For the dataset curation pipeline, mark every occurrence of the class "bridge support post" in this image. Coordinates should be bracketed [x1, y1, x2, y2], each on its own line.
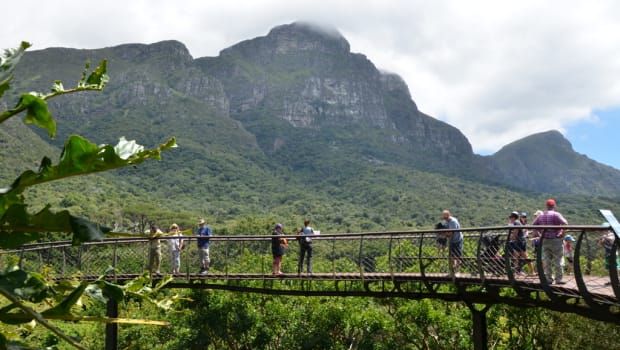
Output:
[105, 299, 118, 350]
[466, 302, 490, 350]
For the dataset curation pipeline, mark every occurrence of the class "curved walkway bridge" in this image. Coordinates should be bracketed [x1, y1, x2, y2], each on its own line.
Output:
[3, 210, 620, 350]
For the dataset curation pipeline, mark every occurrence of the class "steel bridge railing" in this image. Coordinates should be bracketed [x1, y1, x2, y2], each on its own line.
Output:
[1, 225, 618, 310]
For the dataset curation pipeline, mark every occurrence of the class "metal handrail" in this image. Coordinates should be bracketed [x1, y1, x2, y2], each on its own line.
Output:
[1, 225, 617, 312]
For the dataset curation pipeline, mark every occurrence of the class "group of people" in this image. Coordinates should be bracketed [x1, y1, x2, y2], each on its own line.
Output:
[437, 199, 571, 284]
[147, 219, 212, 274]
[271, 220, 316, 275]
[146, 217, 316, 275]
[438, 198, 617, 286]
[145, 199, 616, 283]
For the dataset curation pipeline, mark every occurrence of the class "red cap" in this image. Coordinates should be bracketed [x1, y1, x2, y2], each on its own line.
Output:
[546, 199, 556, 207]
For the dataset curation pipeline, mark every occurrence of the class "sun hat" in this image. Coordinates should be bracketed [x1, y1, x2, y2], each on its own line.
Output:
[198, 219, 206, 225]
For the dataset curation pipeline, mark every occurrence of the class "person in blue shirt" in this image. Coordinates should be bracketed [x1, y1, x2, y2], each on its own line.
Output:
[196, 219, 212, 274]
[297, 219, 315, 274]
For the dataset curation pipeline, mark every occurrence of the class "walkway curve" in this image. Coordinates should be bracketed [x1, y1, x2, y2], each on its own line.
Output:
[2, 225, 619, 324]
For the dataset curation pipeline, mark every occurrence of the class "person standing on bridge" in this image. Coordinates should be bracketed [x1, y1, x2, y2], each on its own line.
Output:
[508, 212, 534, 275]
[168, 223, 184, 274]
[196, 219, 212, 274]
[272, 223, 288, 275]
[442, 210, 463, 273]
[599, 229, 618, 286]
[148, 224, 163, 274]
[297, 219, 315, 274]
[532, 199, 568, 285]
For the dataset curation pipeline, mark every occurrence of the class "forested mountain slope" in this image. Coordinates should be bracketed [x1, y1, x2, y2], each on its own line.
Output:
[2, 22, 620, 231]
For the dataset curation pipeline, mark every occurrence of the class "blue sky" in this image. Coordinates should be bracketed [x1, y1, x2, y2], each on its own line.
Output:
[567, 108, 620, 170]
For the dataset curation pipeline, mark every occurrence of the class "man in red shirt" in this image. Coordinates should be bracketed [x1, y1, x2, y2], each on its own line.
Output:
[532, 199, 568, 284]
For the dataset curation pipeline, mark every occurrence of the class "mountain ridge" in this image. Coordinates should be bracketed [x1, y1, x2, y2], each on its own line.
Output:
[2, 20, 620, 232]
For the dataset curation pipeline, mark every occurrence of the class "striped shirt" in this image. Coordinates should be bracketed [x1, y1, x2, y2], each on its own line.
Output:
[532, 210, 568, 239]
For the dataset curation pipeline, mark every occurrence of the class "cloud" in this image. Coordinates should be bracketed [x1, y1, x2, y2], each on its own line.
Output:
[3, 0, 620, 153]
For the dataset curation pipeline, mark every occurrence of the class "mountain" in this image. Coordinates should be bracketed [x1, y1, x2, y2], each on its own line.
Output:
[489, 130, 620, 194]
[2, 22, 620, 231]
[196, 22, 475, 176]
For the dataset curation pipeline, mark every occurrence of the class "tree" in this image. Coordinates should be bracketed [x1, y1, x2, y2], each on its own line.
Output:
[0, 42, 177, 349]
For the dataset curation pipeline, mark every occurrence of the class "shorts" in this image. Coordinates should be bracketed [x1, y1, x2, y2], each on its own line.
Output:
[450, 240, 463, 258]
[199, 247, 210, 266]
[508, 240, 526, 253]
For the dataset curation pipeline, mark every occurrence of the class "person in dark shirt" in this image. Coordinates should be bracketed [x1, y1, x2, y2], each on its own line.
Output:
[271, 223, 288, 275]
[507, 212, 534, 275]
[196, 219, 212, 274]
[297, 219, 315, 274]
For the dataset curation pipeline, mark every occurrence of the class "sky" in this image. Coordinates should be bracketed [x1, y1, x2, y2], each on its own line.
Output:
[2, 0, 620, 168]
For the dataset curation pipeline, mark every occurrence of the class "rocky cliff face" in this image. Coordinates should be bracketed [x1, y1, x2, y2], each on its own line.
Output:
[197, 22, 474, 172]
[4, 22, 620, 196]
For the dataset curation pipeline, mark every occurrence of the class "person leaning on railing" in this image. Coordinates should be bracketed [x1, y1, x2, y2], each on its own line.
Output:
[532, 199, 568, 285]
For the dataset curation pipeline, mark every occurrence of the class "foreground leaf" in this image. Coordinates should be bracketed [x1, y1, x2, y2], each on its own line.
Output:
[0, 136, 175, 247]
[0, 59, 108, 128]
[3, 135, 177, 197]
[0, 42, 31, 99]
[42, 283, 88, 317]
[0, 205, 109, 248]
[21, 93, 56, 138]
[0, 269, 48, 304]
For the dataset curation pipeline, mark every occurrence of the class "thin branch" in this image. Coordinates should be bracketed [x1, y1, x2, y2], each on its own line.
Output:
[0, 286, 89, 350]
[0, 313, 169, 326]
[0, 85, 104, 124]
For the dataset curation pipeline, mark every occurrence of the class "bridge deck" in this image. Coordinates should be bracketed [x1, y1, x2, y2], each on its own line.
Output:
[97, 272, 616, 302]
[6, 225, 620, 323]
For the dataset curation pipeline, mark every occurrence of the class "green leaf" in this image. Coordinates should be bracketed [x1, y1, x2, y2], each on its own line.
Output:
[83, 281, 125, 304]
[86, 60, 108, 87]
[0, 204, 108, 248]
[0, 268, 48, 303]
[0, 42, 31, 98]
[0, 42, 30, 76]
[2, 135, 176, 197]
[42, 282, 88, 317]
[0, 307, 31, 325]
[78, 60, 108, 89]
[69, 216, 108, 245]
[0, 134, 174, 247]
[0, 77, 10, 98]
[0, 232, 41, 249]
[100, 281, 124, 302]
[20, 93, 56, 138]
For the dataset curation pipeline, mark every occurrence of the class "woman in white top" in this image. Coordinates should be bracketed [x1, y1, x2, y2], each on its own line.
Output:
[168, 223, 184, 274]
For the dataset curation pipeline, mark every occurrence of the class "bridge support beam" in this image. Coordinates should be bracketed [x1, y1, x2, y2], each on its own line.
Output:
[466, 302, 491, 350]
[105, 299, 118, 350]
